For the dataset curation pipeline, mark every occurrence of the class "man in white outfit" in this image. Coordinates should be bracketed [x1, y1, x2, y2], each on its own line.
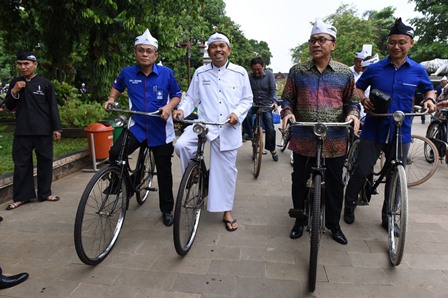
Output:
[173, 32, 253, 232]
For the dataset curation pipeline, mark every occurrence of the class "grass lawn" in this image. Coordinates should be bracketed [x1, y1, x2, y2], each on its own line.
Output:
[0, 131, 87, 176]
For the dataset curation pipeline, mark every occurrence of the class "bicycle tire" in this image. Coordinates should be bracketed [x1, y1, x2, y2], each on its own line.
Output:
[279, 125, 291, 152]
[406, 135, 439, 187]
[343, 139, 360, 185]
[253, 126, 263, 178]
[387, 164, 408, 266]
[173, 161, 203, 256]
[74, 166, 127, 265]
[136, 148, 156, 205]
[308, 174, 322, 293]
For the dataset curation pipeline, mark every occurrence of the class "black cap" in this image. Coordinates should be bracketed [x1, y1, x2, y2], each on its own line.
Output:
[16, 50, 37, 61]
[388, 18, 415, 39]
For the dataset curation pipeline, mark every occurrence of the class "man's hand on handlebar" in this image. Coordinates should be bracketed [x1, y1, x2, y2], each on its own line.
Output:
[172, 109, 184, 120]
[423, 100, 437, 113]
[226, 113, 238, 125]
[282, 114, 295, 131]
[346, 115, 360, 135]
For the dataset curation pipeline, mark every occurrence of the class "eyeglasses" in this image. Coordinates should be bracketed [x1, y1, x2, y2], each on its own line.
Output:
[308, 37, 335, 45]
[387, 40, 409, 47]
[136, 47, 156, 55]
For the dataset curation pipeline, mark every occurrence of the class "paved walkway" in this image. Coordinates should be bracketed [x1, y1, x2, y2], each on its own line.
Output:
[1, 121, 448, 297]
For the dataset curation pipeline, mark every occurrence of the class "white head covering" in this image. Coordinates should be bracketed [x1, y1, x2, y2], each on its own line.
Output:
[207, 32, 230, 47]
[310, 19, 337, 40]
[441, 76, 448, 81]
[134, 29, 158, 49]
[361, 53, 380, 68]
[355, 50, 368, 60]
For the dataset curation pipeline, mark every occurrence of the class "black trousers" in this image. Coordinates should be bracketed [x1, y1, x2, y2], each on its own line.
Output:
[12, 135, 54, 202]
[345, 139, 410, 223]
[292, 153, 345, 227]
[109, 132, 174, 213]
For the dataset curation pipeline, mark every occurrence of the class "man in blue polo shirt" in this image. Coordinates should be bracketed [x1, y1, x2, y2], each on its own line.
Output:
[103, 29, 182, 226]
[343, 18, 436, 228]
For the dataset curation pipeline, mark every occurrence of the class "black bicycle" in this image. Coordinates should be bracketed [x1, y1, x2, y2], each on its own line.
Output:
[426, 108, 448, 165]
[345, 109, 429, 267]
[74, 103, 159, 265]
[173, 118, 230, 256]
[251, 104, 274, 178]
[288, 119, 353, 293]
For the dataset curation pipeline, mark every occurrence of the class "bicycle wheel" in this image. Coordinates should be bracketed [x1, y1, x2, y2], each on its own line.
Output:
[406, 135, 439, 187]
[308, 174, 322, 293]
[387, 164, 408, 266]
[74, 166, 127, 265]
[253, 126, 263, 178]
[343, 139, 360, 185]
[427, 121, 448, 164]
[278, 125, 291, 152]
[173, 161, 204, 256]
[136, 148, 156, 205]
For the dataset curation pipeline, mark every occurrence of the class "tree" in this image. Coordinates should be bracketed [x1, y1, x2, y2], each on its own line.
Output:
[409, 0, 448, 62]
[290, 5, 396, 66]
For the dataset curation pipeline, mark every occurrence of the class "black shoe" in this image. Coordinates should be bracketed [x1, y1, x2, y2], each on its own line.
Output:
[343, 207, 355, 224]
[162, 212, 174, 227]
[290, 220, 304, 239]
[0, 216, 3, 222]
[271, 151, 279, 162]
[0, 268, 29, 289]
[326, 225, 348, 245]
[381, 221, 388, 231]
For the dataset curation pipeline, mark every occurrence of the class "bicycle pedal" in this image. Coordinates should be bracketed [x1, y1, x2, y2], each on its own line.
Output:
[288, 208, 308, 221]
[147, 187, 157, 192]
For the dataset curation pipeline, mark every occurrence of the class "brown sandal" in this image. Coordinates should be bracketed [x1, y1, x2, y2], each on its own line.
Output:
[5, 200, 30, 210]
[41, 195, 60, 202]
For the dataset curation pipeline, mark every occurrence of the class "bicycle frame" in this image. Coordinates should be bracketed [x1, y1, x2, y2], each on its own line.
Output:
[366, 109, 429, 195]
[427, 108, 448, 162]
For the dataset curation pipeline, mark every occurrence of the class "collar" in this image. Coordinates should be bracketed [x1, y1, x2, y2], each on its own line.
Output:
[307, 58, 337, 71]
[210, 60, 230, 69]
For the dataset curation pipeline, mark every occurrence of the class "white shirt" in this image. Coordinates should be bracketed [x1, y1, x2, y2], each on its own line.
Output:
[349, 65, 363, 82]
[178, 61, 253, 150]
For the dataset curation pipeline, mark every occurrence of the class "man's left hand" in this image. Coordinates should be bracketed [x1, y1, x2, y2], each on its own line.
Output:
[227, 113, 239, 125]
[423, 100, 437, 113]
[53, 131, 61, 141]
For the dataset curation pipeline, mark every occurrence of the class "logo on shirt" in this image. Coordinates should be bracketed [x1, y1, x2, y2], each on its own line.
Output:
[33, 85, 45, 96]
[129, 79, 142, 84]
[202, 79, 211, 86]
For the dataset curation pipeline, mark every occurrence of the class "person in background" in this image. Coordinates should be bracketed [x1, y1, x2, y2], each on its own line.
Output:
[4, 50, 62, 210]
[173, 32, 253, 232]
[349, 49, 369, 82]
[343, 18, 436, 228]
[103, 29, 182, 227]
[246, 57, 279, 161]
[435, 76, 447, 98]
[281, 19, 360, 245]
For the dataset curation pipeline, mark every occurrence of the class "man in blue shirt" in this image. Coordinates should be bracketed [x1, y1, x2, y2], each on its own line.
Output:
[344, 18, 436, 227]
[104, 29, 182, 226]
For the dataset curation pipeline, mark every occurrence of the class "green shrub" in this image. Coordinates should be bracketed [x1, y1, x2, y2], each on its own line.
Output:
[59, 99, 107, 127]
[53, 80, 80, 105]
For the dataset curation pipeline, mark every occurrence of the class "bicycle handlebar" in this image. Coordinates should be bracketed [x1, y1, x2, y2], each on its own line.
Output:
[106, 103, 162, 117]
[175, 118, 230, 126]
[252, 104, 275, 109]
[368, 108, 429, 118]
[288, 119, 353, 128]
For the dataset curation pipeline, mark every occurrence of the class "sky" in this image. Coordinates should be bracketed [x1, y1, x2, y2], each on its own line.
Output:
[223, 0, 421, 73]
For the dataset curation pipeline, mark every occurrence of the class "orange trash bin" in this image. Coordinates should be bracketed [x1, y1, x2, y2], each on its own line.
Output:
[84, 122, 114, 159]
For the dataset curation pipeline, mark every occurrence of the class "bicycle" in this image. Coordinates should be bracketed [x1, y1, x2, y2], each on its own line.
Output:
[426, 108, 448, 165]
[74, 103, 159, 265]
[347, 134, 439, 187]
[251, 104, 274, 178]
[345, 108, 429, 267]
[173, 118, 230, 256]
[287, 119, 353, 293]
